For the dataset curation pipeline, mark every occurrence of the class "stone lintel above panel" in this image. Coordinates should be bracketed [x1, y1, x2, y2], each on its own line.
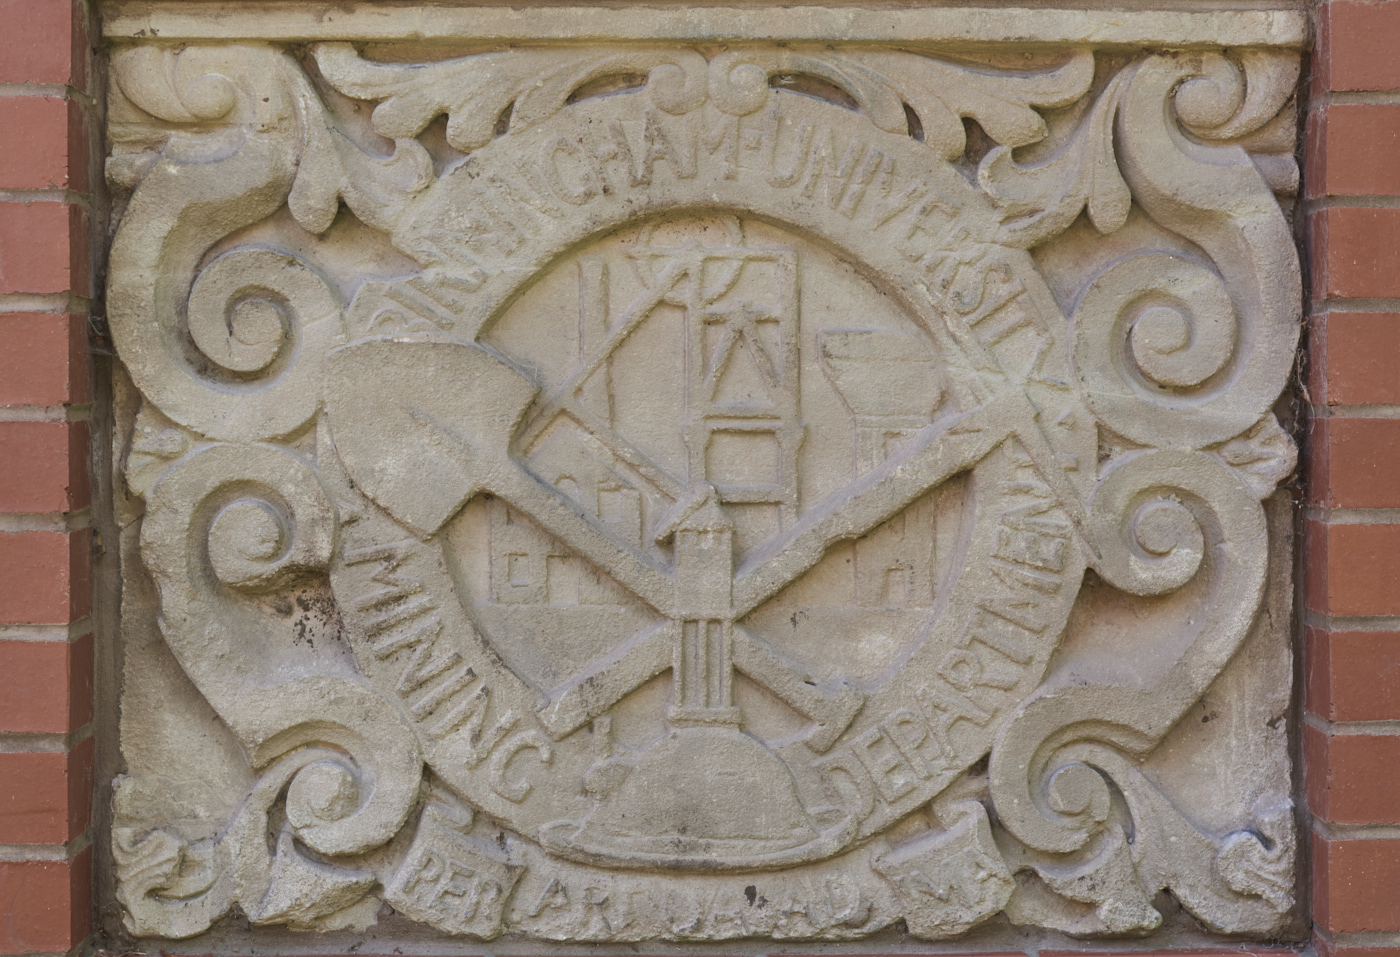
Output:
[101, 2, 1309, 47]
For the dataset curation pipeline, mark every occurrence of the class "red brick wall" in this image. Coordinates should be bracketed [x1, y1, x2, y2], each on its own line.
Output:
[0, 1, 97, 954]
[1307, 1, 1400, 955]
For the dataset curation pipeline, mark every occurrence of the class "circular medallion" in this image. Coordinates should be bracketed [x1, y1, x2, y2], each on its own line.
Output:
[325, 89, 1096, 882]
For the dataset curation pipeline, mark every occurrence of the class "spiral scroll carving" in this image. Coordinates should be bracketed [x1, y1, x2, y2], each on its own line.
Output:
[112, 46, 245, 127]
[990, 450, 1268, 853]
[1172, 55, 1248, 133]
[1073, 253, 1246, 450]
[1112, 54, 1301, 446]
[1007, 743, 1296, 935]
[109, 47, 348, 444]
[183, 247, 344, 442]
[707, 52, 774, 117]
[980, 50, 1299, 447]
[109, 34, 1302, 942]
[143, 443, 336, 604]
[141, 443, 420, 859]
[1174, 50, 1300, 143]
[235, 677, 422, 858]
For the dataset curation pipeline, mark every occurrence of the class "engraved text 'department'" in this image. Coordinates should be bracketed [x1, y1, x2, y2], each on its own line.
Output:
[106, 28, 1302, 945]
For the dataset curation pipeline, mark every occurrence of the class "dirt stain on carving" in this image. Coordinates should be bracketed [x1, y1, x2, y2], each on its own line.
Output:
[289, 587, 347, 649]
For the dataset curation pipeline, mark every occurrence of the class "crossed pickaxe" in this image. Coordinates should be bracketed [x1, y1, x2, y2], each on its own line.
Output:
[326, 335, 1081, 753]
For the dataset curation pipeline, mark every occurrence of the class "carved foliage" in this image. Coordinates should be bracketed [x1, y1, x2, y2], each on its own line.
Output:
[108, 35, 1301, 943]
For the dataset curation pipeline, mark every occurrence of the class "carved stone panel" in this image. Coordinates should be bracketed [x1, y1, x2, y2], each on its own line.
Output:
[105, 18, 1303, 947]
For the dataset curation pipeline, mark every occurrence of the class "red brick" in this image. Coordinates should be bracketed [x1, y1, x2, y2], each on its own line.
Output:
[1306, 101, 1328, 192]
[1315, 829, 1331, 925]
[0, 848, 90, 953]
[1307, 722, 1400, 823]
[1307, 104, 1400, 197]
[1299, 716, 1321, 817]
[1315, 831, 1400, 932]
[1307, 625, 1333, 716]
[0, 421, 89, 513]
[0, 529, 90, 624]
[1309, 415, 1332, 505]
[0, 312, 90, 407]
[0, 753, 68, 844]
[0, 737, 92, 844]
[1315, 932, 1400, 957]
[0, 97, 71, 191]
[1311, 312, 1400, 406]
[1318, 0, 1400, 93]
[70, 203, 88, 296]
[0, 202, 89, 296]
[1305, 520, 1400, 616]
[1312, 207, 1400, 300]
[1306, 718, 1327, 814]
[69, 0, 90, 95]
[1309, 627, 1400, 721]
[0, 633, 93, 733]
[1311, 416, 1400, 507]
[1305, 517, 1330, 615]
[0, 0, 75, 87]
[67, 96, 91, 196]
[1309, 205, 1328, 295]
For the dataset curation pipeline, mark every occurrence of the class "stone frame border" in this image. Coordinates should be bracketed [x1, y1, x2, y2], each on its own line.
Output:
[98, 17, 1304, 948]
[15, 0, 1400, 955]
[98, 3, 1308, 47]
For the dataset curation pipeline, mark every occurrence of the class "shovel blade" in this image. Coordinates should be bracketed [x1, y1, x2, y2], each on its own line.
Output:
[325, 337, 538, 537]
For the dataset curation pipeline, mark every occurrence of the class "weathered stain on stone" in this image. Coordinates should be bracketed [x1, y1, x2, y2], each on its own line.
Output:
[104, 25, 1302, 947]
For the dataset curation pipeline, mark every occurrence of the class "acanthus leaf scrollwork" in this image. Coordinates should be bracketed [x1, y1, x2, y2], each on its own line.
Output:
[107, 35, 1301, 942]
[978, 49, 1300, 937]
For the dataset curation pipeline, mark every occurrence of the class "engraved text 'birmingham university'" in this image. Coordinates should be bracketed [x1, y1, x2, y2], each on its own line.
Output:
[107, 39, 1301, 943]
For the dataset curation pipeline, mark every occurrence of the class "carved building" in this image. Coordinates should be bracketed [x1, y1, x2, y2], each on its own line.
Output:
[0, 1, 1397, 957]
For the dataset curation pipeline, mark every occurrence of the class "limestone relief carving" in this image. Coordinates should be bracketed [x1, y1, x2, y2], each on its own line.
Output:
[106, 35, 1300, 944]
